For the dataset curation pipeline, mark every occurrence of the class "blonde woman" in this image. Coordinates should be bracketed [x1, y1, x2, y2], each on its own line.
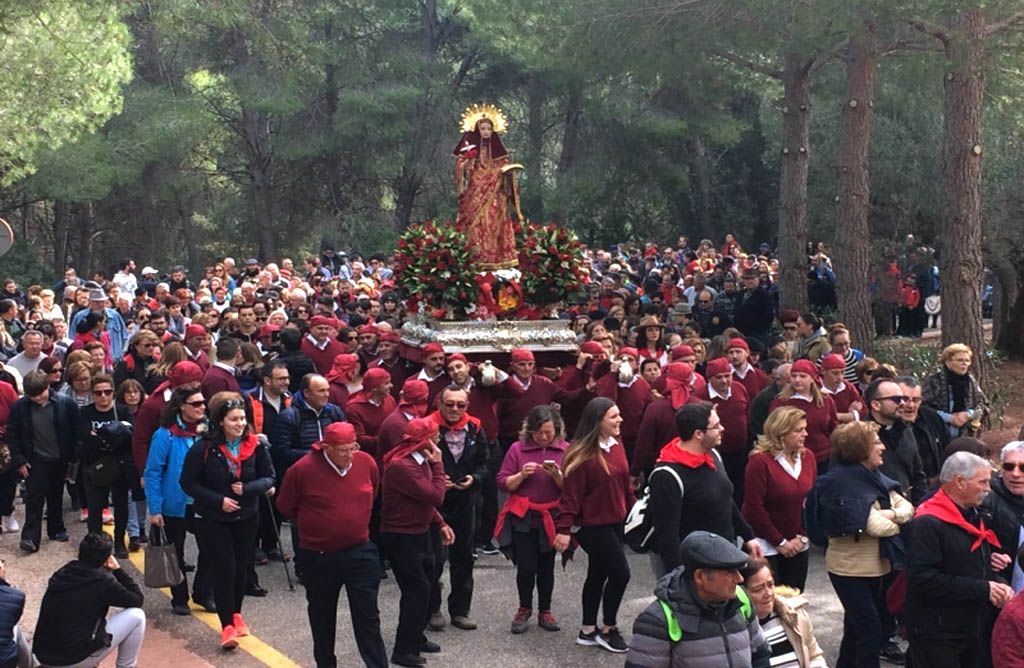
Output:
[742, 406, 816, 590]
[922, 343, 990, 438]
[146, 342, 189, 393]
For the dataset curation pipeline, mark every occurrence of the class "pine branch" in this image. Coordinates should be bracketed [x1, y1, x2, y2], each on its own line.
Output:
[908, 17, 950, 45]
[984, 10, 1024, 38]
[714, 50, 783, 80]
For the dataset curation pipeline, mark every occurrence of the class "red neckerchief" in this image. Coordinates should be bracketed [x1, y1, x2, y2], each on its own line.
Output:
[428, 409, 480, 433]
[169, 420, 199, 438]
[915, 488, 1000, 552]
[219, 433, 259, 479]
[656, 438, 715, 469]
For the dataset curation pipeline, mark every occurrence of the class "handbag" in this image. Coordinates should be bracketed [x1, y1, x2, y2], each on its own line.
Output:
[85, 455, 122, 487]
[144, 524, 185, 588]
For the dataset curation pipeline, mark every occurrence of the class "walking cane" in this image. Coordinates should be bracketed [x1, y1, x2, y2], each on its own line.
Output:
[261, 493, 295, 591]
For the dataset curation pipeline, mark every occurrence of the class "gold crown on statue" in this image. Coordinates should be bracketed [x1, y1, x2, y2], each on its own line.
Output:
[460, 103, 508, 134]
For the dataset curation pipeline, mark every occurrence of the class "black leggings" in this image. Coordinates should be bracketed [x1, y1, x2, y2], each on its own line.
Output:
[574, 524, 630, 628]
[767, 550, 809, 592]
[196, 515, 259, 629]
[512, 529, 556, 610]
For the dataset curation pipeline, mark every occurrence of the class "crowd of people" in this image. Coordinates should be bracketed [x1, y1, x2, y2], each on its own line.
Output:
[0, 234, 1014, 668]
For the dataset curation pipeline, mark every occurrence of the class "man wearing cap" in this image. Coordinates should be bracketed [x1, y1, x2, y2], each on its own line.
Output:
[368, 331, 415, 400]
[726, 338, 769, 401]
[302, 315, 346, 376]
[697, 357, 751, 503]
[734, 268, 774, 341]
[346, 369, 397, 460]
[277, 422, 388, 668]
[377, 379, 430, 466]
[415, 343, 450, 409]
[667, 302, 691, 328]
[69, 289, 128, 362]
[626, 531, 770, 668]
[820, 353, 863, 423]
[183, 325, 211, 374]
[139, 267, 159, 298]
[595, 347, 652, 463]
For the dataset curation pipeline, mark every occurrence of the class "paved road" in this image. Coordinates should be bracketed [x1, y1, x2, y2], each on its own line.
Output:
[11, 501, 864, 668]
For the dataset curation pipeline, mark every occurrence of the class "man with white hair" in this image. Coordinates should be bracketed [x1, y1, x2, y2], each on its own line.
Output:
[904, 451, 1013, 667]
[982, 441, 1024, 591]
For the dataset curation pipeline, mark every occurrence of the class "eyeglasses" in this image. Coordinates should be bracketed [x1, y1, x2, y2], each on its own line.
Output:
[346, 335, 358, 341]
[875, 395, 909, 404]
[442, 401, 468, 409]
[705, 423, 724, 432]
[1003, 462, 1024, 473]
[50, 367, 63, 373]
[184, 400, 207, 408]
[92, 389, 114, 396]
[326, 443, 360, 455]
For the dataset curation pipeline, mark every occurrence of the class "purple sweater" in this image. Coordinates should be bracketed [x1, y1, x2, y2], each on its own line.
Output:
[497, 439, 568, 504]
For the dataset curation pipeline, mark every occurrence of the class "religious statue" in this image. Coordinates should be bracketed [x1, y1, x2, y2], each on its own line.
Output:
[453, 104, 525, 271]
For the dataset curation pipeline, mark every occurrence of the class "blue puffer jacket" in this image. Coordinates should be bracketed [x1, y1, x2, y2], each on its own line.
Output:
[270, 390, 345, 477]
[144, 425, 200, 518]
[0, 579, 24, 668]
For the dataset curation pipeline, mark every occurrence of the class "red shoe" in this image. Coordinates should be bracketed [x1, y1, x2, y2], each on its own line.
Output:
[232, 613, 250, 637]
[102, 508, 114, 525]
[538, 610, 560, 631]
[220, 625, 238, 650]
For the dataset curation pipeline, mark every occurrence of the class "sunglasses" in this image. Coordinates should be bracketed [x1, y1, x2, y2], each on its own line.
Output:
[1003, 463, 1024, 473]
[876, 395, 909, 404]
[346, 335, 358, 341]
[442, 401, 468, 409]
[92, 389, 114, 396]
[184, 400, 207, 408]
[222, 398, 246, 410]
[50, 367, 63, 373]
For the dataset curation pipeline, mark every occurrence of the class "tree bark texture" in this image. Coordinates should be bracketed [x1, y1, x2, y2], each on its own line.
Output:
[687, 134, 715, 240]
[835, 23, 877, 355]
[940, 9, 987, 385]
[777, 54, 812, 314]
[557, 85, 582, 176]
[525, 72, 545, 220]
[52, 201, 70, 275]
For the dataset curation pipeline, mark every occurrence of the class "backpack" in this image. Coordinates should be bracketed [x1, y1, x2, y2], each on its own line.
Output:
[659, 586, 753, 642]
[624, 465, 685, 554]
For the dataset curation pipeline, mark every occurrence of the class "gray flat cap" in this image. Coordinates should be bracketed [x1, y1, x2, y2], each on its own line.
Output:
[681, 531, 749, 571]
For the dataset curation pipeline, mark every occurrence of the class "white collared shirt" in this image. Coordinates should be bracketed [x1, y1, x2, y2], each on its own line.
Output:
[599, 436, 616, 453]
[322, 450, 352, 477]
[417, 368, 443, 382]
[789, 393, 813, 402]
[708, 383, 732, 401]
[821, 381, 846, 395]
[732, 363, 753, 380]
[306, 334, 329, 351]
[618, 376, 638, 389]
[775, 452, 802, 480]
[514, 375, 532, 391]
[411, 451, 426, 465]
[213, 361, 235, 374]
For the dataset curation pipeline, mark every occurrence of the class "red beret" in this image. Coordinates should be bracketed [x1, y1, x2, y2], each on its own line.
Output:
[378, 331, 400, 344]
[705, 357, 732, 377]
[791, 359, 818, 377]
[185, 324, 206, 339]
[447, 353, 469, 366]
[670, 346, 695, 360]
[357, 324, 379, 336]
[167, 361, 203, 387]
[580, 341, 605, 355]
[619, 347, 639, 360]
[363, 367, 391, 390]
[318, 422, 357, 447]
[400, 378, 429, 402]
[309, 315, 334, 328]
[727, 338, 749, 352]
[422, 342, 444, 355]
[821, 354, 846, 371]
[510, 349, 534, 362]
[259, 324, 280, 339]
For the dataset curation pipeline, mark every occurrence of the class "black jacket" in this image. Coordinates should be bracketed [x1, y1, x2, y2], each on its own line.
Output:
[75, 403, 134, 466]
[904, 507, 995, 640]
[277, 350, 317, 395]
[436, 417, 490, 513]
[270, 391, 346, 476]
[734, 287, 774, 340]
[981, 475, 1024, 583]
[6, 393, 78, 468]
[909, 406, 950, 482]
[179, 434, 275, 523]
[871, 417, 927, 504]
[32, 561, 143, 666]
[0, 580, 24, 668]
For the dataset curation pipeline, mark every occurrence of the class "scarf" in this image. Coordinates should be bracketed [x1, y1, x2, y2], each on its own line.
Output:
[663, 363, 694, 410]
[219, 432, 258, 479]
[169, 416, 200, 438]
[915, 488, 1000, 552]
[945, 366, 971, 413]
[382, 417, 439, 469]
[656, 438, 715, 469]
[428, 409, 480, 434]
[326, 353, 359, 385]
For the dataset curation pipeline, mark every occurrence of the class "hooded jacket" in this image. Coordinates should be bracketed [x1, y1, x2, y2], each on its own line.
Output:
[32, 561, 143, 666]
[626, 567, 770, 668]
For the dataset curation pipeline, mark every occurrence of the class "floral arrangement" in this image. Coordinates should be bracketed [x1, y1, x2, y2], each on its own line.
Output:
[394, 221, 481, 318]
[515, 222, 588, 307]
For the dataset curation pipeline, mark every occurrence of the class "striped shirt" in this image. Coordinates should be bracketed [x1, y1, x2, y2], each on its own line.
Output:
[760, 612, 800, 668]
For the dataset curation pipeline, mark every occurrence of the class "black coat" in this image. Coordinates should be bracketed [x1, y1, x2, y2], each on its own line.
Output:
[909, 406, 950, 482]
[871, 417, 927, 504]
[6, 393, 78, 468]
[981, 475, 1024, 583]
[436, 417, 491, 514]
[179, 435, 275, 523]
[0, 580, 24, 668]
[904, 507, 995, 640]
[734, 287, 774, 340]
[32, 561, 143, 666]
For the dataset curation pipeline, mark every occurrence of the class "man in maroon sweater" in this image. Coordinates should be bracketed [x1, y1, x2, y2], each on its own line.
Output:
[183, 324, 211, 373]
[696, 356, 750, 503]
[276, 422, 388, 668]
[414, 343, 449, 409]
[301, 315, 347, 376]
[820, 353, 864, 422]
[356, 324, 380, 369]
[380, 419, 454, 667]
[367, 332, 416, 401]
[345, 367, 397, 461]
[200, 337, 242, 400]
[377, 379, 430, 466]
[726, 337, 768, 400]
[131, 361, 203, 475]
[632, 362, 703, 480]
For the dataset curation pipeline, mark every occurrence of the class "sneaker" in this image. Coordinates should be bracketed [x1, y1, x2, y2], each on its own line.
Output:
[576, 628, 600, 646]
[427, 612, 447, 631]
[79, 509, 88, 523]
[232, 613, 250, 637]
[451, 615, 477, 630]
[476, 543, 500, 556]
[880, 641, 906, 665]
[511, 607, 532, 634]
[2, 515, 19, 532]
[220, 625, 238, 650]
[102, 508, 114, 525]
[596, 627, 628, 653]
[538, 610, 560, 632]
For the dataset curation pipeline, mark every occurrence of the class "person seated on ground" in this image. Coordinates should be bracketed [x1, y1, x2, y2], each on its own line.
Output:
[0, 558, 34, 668]
[740, 558, 827, 668]
[31, 532, 145, 668]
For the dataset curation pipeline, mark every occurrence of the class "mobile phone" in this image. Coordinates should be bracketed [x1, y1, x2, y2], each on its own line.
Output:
[543, 459, 556, 466]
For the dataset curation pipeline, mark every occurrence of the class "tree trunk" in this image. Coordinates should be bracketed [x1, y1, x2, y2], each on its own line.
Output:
[939, 9, 987, 385]
[74, 202, 94, 274]
[52, 201, 70, 275]
[242, 105, 277, 261]
[996, 273, 1024, 359]
[177, 196, 199, 272]
[777, 55, 812, 314]
[686, 134, 715, 240]
[524, 72, 545, 220]
[557, 84, 582, 176]
[835, 23, 877, 355]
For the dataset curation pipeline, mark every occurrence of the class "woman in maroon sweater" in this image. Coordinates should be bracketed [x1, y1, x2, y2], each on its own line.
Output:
[380, 418, 454, 667]
[742, 406, 817, 591]
[769, 359, 838, 471]
[553, 397, 634, 654]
